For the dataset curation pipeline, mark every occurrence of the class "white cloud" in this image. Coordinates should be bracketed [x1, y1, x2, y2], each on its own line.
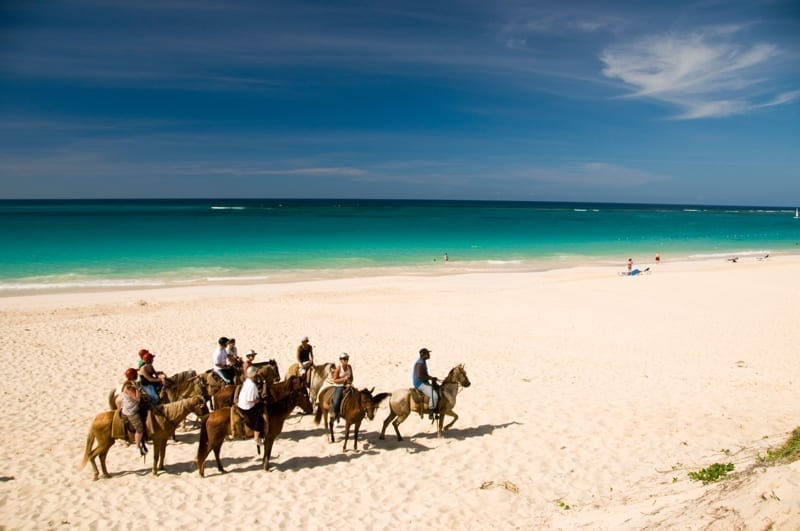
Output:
[600, 27, 795, 119]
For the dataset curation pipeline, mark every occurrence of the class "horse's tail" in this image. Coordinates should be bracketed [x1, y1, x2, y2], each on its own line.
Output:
[313, 404, 323, 425]
[79, 427, 95, 470]
[107, 388, 117, 410]
[197, 414, 209, 463]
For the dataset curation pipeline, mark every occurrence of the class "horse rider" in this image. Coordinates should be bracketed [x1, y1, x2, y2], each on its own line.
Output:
[413, 348, 439, 419]
[330, 352, 353, 421]
[226, 338, 242, 367]
[237, 365, 264, 450]
[212, 336, 235, 385]
[297, 336, 314, 379]
[120, 368, 148, 456]
[241, 349, 258, 375]
[138, 351, 166, 405]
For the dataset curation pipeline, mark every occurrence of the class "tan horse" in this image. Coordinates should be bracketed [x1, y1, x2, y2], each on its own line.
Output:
[315, 386, 390, 451]
[80, 396, 207, 480]
[286, 362, 334, 407]
[380, 364, 471, 440]
[196, 376, 312, 476]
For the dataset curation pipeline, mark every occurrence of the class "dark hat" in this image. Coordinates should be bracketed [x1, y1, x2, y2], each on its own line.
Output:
[339, 352, 349, 359]
[419, 348, 431, 355]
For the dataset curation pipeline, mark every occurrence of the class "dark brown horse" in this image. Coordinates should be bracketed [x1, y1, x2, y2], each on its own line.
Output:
[380, 364, 471, 440]
[314, 386, 390, 451]
[196, 376, 312, 476]
[80, 396, 207, 479]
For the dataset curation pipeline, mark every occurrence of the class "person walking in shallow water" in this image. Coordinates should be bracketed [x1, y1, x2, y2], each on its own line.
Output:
[627, 258, 633, 272]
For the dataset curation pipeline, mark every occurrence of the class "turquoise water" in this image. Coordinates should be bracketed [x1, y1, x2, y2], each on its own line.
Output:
[1, 199, 799, 292]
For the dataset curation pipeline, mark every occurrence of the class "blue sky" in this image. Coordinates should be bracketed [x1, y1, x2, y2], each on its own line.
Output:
[1, 0, 798, 205]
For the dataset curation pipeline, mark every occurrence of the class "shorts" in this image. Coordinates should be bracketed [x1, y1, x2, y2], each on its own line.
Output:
[238, 405, 264, 433]
[124, 412, 145, 434]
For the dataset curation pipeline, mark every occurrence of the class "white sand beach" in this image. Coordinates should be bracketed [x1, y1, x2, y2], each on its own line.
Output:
[1, 256, 799, 529]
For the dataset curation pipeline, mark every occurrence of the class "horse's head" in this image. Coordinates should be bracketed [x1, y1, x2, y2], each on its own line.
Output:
[293, 380, 313, 414]
[361, 387, 390, 420]
[194, 375, 210, 400]
[268, 359, 281, 382]
[448, 364, 471, 387]
[190, 395, 209, 416]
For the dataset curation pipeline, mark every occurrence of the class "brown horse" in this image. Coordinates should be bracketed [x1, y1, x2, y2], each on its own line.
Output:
[80, 396, 207, 479]
[196, 376, 312, 476]
[315, 386, 390, 451]
[380, 364, 471, 441]
[210, 361, 281, 410]
[286, 362, 334, 407]
[199, 359, 281, 400]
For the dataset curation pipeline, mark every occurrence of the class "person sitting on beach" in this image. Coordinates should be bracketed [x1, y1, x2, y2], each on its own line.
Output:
[241, 349, 258, 375]
[413, 348, 438, 419]
[237, 366, 264, 449]
[212, 336, 235, 385]
[330, 352, 353, 421]
[138, 352, 166, 405]
[297, 337, 314, 377]
[120, 368, 148, 456]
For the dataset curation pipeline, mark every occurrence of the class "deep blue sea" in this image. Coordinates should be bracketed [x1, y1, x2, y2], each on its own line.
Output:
[1, 199, 799, 293]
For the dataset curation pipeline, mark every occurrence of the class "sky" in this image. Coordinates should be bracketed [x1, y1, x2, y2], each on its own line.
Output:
[1, 0, 798, 205]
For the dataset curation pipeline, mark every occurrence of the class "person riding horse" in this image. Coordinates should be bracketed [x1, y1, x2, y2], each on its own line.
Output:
[120, 368, 148, 456]
[237, 365, 264, 450]
[138, 351, 166, 405]
[296, 336, 314, 382]
[413, 348, 439, 419]
[212, 336, 235, 385]
[330, 352, 353, 421]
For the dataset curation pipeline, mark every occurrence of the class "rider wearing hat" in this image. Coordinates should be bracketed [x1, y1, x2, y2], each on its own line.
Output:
[138, 351, 166, 405]
[330, 352, 353, 421]
[413, 348, 438, 418]
[296, 336, 314, 377]
[121, 368, 148, 456]
[237, 365, 264, 448]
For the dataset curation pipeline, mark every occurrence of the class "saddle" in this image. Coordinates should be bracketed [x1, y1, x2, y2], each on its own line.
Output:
[112, 409, 149, 442]
[410, 388, 438, 419]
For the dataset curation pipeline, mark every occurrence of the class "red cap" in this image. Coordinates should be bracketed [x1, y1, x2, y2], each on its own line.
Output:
[142, 352, 154, 363]
[138, 349, 150, 358]
[124, 368, 138, 381]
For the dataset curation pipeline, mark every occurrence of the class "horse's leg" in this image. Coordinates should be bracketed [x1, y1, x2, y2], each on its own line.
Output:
[213, 443, 224, 474]
[263, 436, 276, 471]
[95, 436, 115, 479]
[442, 410, 458, 432]
[342, 421, 351, 451]
[327, 411, 336, 443]
[352, 419, 362, 451]
[380, 409, 397, 440]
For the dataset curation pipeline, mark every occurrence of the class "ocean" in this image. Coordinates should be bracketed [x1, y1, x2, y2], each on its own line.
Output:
[1, 199, 798, 293]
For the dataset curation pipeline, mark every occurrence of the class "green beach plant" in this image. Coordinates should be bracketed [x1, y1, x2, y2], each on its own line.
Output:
[688, 463, 734, 484]
[759, 427, 800, 465]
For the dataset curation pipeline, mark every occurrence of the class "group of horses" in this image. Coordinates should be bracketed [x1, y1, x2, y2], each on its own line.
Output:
[80, 359, 471, 480]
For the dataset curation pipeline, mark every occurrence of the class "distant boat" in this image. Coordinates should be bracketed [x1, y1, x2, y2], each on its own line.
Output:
[796, 208, 800, 219]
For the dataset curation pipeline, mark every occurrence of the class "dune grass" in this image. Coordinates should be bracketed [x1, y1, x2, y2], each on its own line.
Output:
[761, 427, 800, 465]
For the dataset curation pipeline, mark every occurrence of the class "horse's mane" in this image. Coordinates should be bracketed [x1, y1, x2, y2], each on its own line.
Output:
[168, 370, 197, 386]
[444, 364, 465, 383]
[159, 396, 202, 421]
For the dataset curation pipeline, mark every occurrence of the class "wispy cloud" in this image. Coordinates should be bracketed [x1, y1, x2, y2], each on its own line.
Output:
[600, 26, 798, 119]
